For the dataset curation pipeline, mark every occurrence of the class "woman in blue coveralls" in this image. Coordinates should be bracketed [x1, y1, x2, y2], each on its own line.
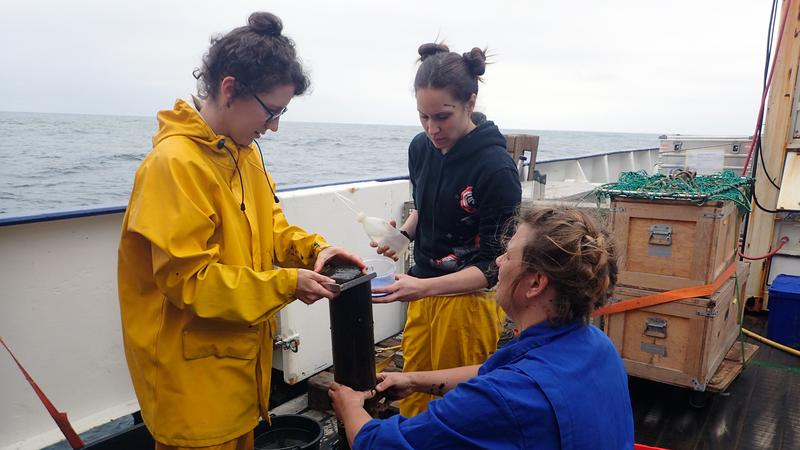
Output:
[330, 205, 634, 449]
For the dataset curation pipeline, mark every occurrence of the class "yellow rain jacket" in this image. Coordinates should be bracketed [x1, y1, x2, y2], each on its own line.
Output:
[118, 99, 329, 446]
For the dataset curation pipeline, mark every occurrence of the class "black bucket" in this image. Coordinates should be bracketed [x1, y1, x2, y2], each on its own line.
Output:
[254, 414, 323, 450]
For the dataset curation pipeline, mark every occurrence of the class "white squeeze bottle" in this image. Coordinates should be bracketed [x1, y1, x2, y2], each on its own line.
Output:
[335, 193, 410, 257]
[356, 212, 410, 257]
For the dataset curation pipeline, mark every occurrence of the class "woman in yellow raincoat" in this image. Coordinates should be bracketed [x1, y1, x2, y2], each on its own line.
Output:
[117, 12, 362, 450]
[371, 43, 522, 417]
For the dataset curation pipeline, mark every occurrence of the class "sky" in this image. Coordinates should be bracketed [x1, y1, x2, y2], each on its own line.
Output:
[0, 0, 774, 134]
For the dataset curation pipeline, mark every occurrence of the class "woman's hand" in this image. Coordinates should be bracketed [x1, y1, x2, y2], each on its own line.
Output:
[329, 381, 376, 419]
[370, 220, 402, 261]
[295, 269, 336, 304]
[371, 274, 430, 304]
[328, 382, 376, 448]
[375, 371, 415, 400]
[314, 246, 365, 272]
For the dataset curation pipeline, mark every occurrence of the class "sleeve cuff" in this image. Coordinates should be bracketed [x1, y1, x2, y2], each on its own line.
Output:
[281, 268, 300, 303]
[312, 240, 332, 259]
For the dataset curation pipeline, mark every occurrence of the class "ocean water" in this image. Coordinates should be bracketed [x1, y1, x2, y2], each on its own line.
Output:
[0, 110, 660, 218]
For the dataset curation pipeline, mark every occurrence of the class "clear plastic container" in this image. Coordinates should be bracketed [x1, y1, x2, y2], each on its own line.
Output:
[364, 256, 397, 290]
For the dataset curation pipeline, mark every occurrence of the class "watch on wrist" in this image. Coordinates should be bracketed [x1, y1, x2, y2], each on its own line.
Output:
[400, 229, 413, 242]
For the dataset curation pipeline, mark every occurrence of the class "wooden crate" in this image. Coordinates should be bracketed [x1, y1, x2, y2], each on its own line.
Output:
[604, 262, 749, 391]
[610, 197, 740, 291]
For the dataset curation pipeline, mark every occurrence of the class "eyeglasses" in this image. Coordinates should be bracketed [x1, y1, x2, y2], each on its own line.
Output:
[240, 82, 288, 123]
[252, 93, 288, 123]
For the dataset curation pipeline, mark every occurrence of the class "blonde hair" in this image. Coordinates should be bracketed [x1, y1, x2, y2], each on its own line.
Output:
[515, 205, 617, 325]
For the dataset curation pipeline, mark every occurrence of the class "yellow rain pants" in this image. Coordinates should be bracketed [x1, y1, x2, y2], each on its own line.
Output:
[399, 291, 505, 417]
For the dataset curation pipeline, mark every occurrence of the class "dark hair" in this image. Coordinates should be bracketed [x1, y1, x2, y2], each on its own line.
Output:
[514, 205, 618, 325]
[194, 12, 310, 100]
[470, 111, 487, 125]
[414, 43, 487, 103]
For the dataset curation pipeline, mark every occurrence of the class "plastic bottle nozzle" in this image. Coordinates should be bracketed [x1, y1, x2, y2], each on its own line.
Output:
[356, 212, 366, 223]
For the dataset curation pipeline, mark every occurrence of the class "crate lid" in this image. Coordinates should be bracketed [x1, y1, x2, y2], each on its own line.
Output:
[768, 274, 800, 298]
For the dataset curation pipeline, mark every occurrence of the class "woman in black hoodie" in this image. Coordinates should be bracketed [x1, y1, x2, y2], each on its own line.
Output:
[372, 43, 522, 417]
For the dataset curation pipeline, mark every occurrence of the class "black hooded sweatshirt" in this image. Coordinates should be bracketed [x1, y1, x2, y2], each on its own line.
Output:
[408, 121, 522, 287]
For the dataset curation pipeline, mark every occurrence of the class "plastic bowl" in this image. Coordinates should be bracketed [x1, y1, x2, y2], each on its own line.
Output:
[364, 257, 397, 290]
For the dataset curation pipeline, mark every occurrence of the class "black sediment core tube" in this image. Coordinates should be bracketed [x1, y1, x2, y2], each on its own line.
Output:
[325, 264, 378, 448]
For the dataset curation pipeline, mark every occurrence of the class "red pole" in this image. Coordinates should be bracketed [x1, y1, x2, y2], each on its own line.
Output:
[0, 336, 84, 449]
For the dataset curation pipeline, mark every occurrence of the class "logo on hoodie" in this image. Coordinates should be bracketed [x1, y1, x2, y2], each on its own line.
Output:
[459, 186, 477, 213]
[435, 253, 460, 269]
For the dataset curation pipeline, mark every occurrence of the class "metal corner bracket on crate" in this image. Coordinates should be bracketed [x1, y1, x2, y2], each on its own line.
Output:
[691, 378, 707, 392]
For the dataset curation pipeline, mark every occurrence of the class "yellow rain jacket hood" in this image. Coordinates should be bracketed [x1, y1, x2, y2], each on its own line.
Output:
[118, 99, 329, 446]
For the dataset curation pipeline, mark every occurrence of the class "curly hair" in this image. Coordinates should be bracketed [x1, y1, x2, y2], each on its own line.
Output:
[514, 205, 618, 325]
[414, 42, 487, 103]
[194, 12, 310, 100]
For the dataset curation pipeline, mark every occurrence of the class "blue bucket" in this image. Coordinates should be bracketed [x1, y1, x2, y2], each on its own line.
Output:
[767, 274, 800, 348]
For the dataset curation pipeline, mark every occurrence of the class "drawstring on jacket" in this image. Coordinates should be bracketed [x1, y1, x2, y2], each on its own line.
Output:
[218, 139, 246, 212]
[219, 138, 281, 213]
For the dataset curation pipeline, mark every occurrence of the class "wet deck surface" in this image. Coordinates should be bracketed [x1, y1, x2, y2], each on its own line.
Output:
[630, 312, 800, 450]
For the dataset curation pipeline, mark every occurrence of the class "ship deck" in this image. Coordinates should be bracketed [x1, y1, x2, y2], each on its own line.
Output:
[630, 312, 800, 450]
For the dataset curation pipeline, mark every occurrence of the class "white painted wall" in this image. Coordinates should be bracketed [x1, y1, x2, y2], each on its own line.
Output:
[0, 213, 136, 450]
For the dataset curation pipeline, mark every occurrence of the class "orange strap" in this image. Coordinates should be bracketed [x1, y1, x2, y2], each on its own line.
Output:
[593, 261, 737, 317]
[0, 336, 84, 449]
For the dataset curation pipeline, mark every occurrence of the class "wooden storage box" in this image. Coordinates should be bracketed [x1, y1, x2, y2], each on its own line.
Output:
[604, 262, 749, 391]
[610, 197, 740, 291]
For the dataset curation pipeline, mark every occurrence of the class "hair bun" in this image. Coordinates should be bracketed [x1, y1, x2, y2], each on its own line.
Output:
[462, 47, 486, 77]
[248, 12, 283, 37]
[418, 43, 450, 61]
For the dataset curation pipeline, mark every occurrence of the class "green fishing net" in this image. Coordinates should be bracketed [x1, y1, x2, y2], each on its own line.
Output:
[595, 170, 752, 214]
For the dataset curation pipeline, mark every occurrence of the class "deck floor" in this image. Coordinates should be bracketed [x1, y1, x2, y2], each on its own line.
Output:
[630, 312, 800, 450]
